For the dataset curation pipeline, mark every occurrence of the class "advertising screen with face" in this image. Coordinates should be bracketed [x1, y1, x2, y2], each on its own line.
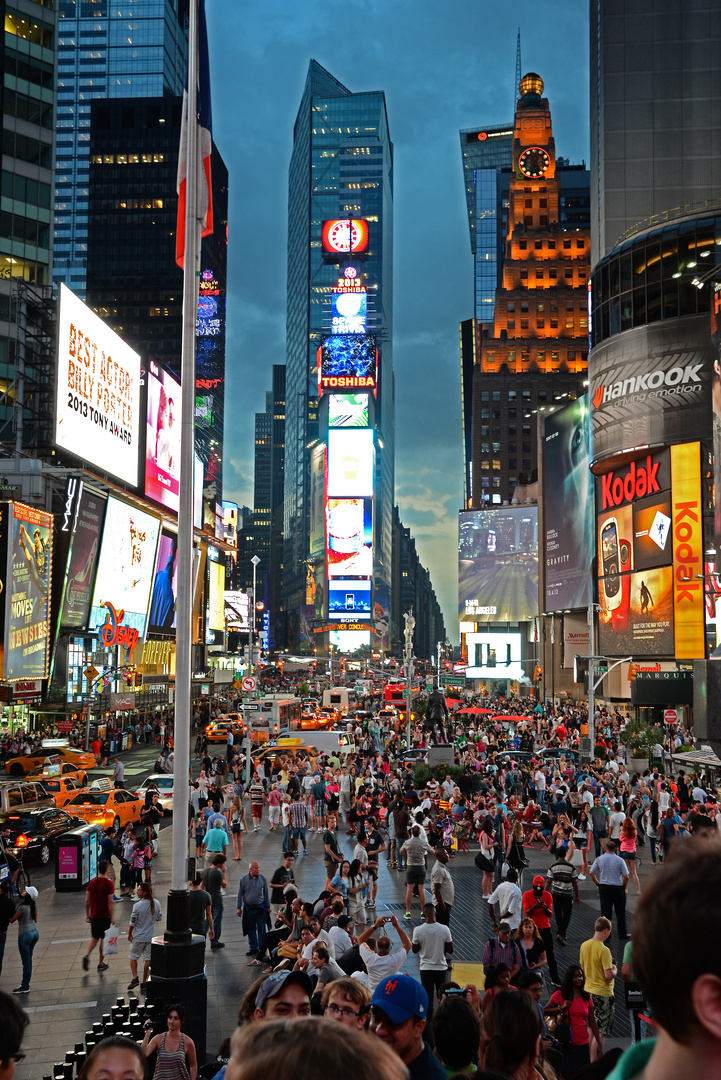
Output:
[318, 335, 377, 394]
[327, 429, 374, 498]
[147, 530, 178, 633]
[4, 503, 53, 680]
[328, 393, 370, 429]
[59, 485, 106, 628]
[326, 497, 372, 578]
[89, 497, 160, 636]
[458, 507, 539, 622]
[331, 291, 368, 335]
[55, 284, 141, 486]
[328, 579, 372, 619]
[145, 361, 181, 512]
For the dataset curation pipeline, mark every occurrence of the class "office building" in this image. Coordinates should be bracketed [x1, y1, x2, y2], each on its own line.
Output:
[391, 505, 446, 659]
[284, 59, 394, 654]
[53, 0, 188, 297]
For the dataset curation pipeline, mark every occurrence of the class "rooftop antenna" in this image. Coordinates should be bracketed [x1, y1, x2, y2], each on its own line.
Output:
[514, 27, 522, 109]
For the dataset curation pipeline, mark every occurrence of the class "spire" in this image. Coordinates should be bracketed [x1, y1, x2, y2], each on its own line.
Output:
[514, 28, 522, 111]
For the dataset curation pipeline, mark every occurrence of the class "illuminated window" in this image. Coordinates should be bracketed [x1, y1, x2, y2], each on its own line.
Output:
[142, 154, 152, 163]
[482, 443, 489, 453]
[129, 154, 139, 163]
[103, 154, 114, 164]
[508, 352, 516, 364]
[566, 319, 574, 328]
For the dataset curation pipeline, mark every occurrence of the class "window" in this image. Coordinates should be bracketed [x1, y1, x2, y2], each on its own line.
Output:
[521, 302, 529, 312]
[576, 239, 584, 248]
[535, 240, 542, 250]
[539, 198, 547, 208]
[563, 240, 572, 249]
[519, 241, 527, 250]
[507, 302, 515, 312]
[508, 390, 517, 401]
[492, 392, 500, 401]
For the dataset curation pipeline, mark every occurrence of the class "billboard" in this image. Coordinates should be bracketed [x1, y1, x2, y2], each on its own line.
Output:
[224, 590, 249, 632]
[465, 631, 524, 680]
[4, 503, 53, 680]
[205, 549, 224, 643]
[328, 393, 369, 429]
[543, 396, 594, 611]
[321, 219, 369, 254]
[318, 335, 377, 394]
[458, 507, 539, 622]
[670, 442, 705, 660]
[55, 283, 141, 486]
[147, 531, 178, 633]
[59, 484, 106, 628]
[326, 497, 372, 578]
[327, 429, 374, 498]
[309, 443, 326, 561]
[588, 317, 712, 466]
[328, 578, 372, 619]
[195, 268, 226, 508]
[331, 292, 367, 335]
[712, 284, 721, 573]
[145, 360, 181, 513]
[89, 497, 160, 637]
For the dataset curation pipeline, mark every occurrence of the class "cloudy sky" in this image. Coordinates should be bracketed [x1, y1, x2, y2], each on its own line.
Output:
[205, 0, 590, 643]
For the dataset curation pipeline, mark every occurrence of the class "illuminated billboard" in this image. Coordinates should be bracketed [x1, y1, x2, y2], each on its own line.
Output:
[3, 503, 54, 680]
[145, 361, 181, 513]
[55, 283, 141, 486]
[195, 268, 226, 508]
[328, 578, 372, 619]
[309, 444, 326, 561]
[59, 484, 106, 628]
[328, 393, 369, 428]
[147, 531, 178, 634]
[326, 498, 372, 578]
[205, 548, 225, 644]
[331, 292, 367, 335]
[224, 590, 249, 632]
[321, 219, 369, 254]
[89, 497, 160, 637]
[327, 429, 374, 498]
[543, 397, 593, 611]
[465, 632, 524, 680]
[318, 335, 377, 394]
[458, 507, 539, 622]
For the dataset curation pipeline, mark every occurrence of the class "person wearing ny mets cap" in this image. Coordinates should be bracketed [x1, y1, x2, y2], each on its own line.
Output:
[368, 974, 446, 1080]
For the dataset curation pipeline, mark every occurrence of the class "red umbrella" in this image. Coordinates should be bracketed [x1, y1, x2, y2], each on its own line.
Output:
[456, 706, 494, 715]
[490, 714, 532, 723]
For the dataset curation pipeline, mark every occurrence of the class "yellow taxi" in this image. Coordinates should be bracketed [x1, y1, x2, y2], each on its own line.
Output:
[63, 787, 145, 831]
[5, 743, 96, 778]
[26, 757, 89, 787]
[205, 717, 245, 743]
[38, 775, 88, 808]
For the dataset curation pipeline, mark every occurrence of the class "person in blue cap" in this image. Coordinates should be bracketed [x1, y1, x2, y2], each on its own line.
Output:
[368, 973, 446, 1080]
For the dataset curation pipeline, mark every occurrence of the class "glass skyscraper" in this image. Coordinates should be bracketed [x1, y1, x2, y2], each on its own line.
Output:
[285, 59, 394, 652]
[53, 0, 187, 295]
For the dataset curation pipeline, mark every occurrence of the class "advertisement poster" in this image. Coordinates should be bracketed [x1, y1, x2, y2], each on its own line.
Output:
[374, 580, 390, 651]
[224, 590, 249, 632]
[6, 503, 53, 680]
[458, 507, 538, 622]
[598, 565, 675, 657]
[326, 429, 374, 498]
[543, 397, 593, 611]
[328, 393, 369, 428]
[328, 579, 372, 619]
[145, 361, 181, 513]
[89, 497, 160, 636]
[711, 283, 721, 572]
[331, 293, 367, 335]
[205, 551, 224, 644]
[318, 336, 377, 394]
[670, 442, 705, 659]
[147, 531, 178, 633]
[59, 485, 106, 628]
[55, 283, 141, 486]
[326, 498, 373, 578]
[309, 444, 326, 561]
[57, 844, 78, 880]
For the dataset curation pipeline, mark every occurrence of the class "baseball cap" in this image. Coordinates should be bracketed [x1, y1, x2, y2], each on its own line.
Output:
[24, 886, 38, 900]
[370, 974, 428, 1024]
[498, 921, 511, 933]
[254, 969, 313, 1012]
[532, 875, 545, 887]
[337, 914, 351, 928]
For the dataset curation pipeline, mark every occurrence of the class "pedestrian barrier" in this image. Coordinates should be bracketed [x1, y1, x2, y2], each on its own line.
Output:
[43, 993, 164, 1079]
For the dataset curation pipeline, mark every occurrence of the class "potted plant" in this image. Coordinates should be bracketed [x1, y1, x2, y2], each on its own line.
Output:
[621, 719, 658, 773]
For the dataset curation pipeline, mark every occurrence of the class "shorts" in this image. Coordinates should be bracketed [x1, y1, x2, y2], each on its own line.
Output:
[620, 850, 636, 861]
[314, 799, 327, 817]
[129, 938, 152, 963]
[90, 916, 111, 942]
[406, 865, 426, 885]
[367, 864, 378, 880]
[591, 993, 615, 1036]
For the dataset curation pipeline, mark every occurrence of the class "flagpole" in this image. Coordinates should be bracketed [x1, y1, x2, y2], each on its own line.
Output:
[167, 0, 199, 934]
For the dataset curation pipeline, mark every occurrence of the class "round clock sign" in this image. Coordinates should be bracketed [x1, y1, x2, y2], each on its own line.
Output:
[518, 146, 551, 178]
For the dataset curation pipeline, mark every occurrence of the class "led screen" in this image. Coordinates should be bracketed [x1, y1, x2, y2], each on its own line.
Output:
[59, 484, 106, 628]
[55, 284, 141, 486]
[543, 397, 593, 611]
[458, 507, 539, 622]
[89, 497, 160, 636]
[224, 590, 249, 632]
[327, 429, 374, 498]
[329, 629, 371, 652]
[147, 531, 178, 633]
[331, 292, 367, 335]
[321, 219, 369, 254]
[328, 579, 372, 619]
[326, 497, 372, 578]
[318, 335, 377, 394]
[145, 361, 181, 513]
[328, 393, 369, 428]
[4, 503, 54, 680]
[207, 554, 224, 633]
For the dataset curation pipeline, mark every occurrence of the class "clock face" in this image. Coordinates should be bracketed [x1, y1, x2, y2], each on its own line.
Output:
[518, 146, 551, 178]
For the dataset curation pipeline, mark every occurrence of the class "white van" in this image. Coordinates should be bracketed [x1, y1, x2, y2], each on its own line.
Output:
[322, 687, 350, 715]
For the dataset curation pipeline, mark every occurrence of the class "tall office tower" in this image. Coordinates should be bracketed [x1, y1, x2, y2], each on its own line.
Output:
[468, 74, 590, 508]
[0, 2, 58, 452]
[285, 60, 394, 654]
[85, 96, 228, 516]
[53, 0, 187, 297]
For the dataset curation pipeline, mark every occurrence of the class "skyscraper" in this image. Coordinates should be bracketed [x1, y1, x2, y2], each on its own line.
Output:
[53, 0, 188, 296]
[284, 60, 394, 654]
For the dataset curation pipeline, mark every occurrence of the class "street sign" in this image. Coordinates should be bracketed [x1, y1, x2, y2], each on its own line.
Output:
[426, 682, 433, 693]
[440, 674, 465, 687]
[242, 676, 257, 692]
[233, 680, 243, 690]
[242, 703, 260, 711]
[84, 665, 99, 683]
[664, 708, 678, 725]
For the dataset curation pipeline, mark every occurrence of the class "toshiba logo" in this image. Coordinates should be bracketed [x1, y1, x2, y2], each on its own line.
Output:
[601, 455, 660, 510]
[591, 362, 703, 408]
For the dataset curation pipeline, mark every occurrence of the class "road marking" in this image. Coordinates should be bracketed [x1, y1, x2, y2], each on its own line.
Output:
[49, 937, 87, 944]
[25, 1001, 98, 1013]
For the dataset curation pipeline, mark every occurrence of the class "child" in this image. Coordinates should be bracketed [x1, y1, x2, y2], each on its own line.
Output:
[131, 838, 146, 889]
[190, 811, 206, 857]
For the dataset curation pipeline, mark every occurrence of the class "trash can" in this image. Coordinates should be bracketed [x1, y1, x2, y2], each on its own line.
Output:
[55, 823, 102, 891]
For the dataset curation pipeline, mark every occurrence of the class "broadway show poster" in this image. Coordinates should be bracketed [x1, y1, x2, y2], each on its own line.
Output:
[147, 531, 178, 633]
[598, 566, 675, 657]
[59, 486, 106, 628]
[543, 396, 594, 611]
[6, 503, 53, 680]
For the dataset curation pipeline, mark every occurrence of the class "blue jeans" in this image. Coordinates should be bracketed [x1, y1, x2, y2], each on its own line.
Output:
[0, 929, 6, 976]
[210, 899, 223, 947]
[246, 906, 267, 953]
[293, 827, 306, 850]
[18, 928, 39, 989]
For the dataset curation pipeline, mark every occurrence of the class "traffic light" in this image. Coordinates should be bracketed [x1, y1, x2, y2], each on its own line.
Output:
[534, 665, 543, 682]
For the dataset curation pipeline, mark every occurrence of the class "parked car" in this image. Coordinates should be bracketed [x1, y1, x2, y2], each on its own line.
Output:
[63, 788, 145, 831]
[136, 774, 175, 813]
[0, 806, 83, 866]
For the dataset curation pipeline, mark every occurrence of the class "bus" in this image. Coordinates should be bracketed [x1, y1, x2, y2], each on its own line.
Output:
[384, 684, 407, 715]
[244, 697, 303, 743]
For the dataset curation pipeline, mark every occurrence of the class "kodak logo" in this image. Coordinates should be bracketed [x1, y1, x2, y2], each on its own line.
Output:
[601, 455, 660, 510]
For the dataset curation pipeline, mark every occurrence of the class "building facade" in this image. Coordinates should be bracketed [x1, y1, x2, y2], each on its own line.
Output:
[391, 505, 446, 660]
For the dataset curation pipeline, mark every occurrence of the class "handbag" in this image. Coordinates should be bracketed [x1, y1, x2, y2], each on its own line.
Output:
[103, 923, 119, 956]
[231, 821, 241, 834]
[546, 1011, 572, 1044]
[277, 941, 299, 960]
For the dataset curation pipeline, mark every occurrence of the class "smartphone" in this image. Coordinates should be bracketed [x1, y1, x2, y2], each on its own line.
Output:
[601, 517, 621, 608]
[383, 915, 393, 923]
[443, 988, 466, 997]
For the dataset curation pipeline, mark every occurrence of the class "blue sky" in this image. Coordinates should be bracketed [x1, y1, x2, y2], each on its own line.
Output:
[205, 0, 590, 643]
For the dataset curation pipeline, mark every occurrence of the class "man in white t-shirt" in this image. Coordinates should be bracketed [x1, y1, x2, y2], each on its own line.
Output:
[328, 914, 353, 960]
[486, 868, 523, 931]
[608, 802, 626, 840]
[535, 768, 547, 800]
[412, 903, 453, 1021]
[357, 914, 412, 994]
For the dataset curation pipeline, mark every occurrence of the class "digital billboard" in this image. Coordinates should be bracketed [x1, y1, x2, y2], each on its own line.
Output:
[327, 429, 374, 498]
[458, 507, 539, 622]
[195, 268, 226, 509]
[55, 283, 141, 486]
[205, 549, 224, 644]
[328, 393, 369, 428]
[59, 484, 106, 628]
[145, 360, 181, 513]
[326, 498, 372, 578]
[328, 578, 372, 619]
[543, 396, 593, 611]
[224, 590, 249, 632]
[147, 531, 178, 634]
[321, 219, 369, 254]
[318, 335, 377, 394]
[89, 497, 160, 637]
[4, 503, 53, 680]
[309, 444, 326, 562]
[331, 292, 367, 335]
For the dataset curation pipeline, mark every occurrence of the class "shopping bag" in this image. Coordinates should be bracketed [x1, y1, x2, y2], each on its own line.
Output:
[103, 923, 119, 955]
